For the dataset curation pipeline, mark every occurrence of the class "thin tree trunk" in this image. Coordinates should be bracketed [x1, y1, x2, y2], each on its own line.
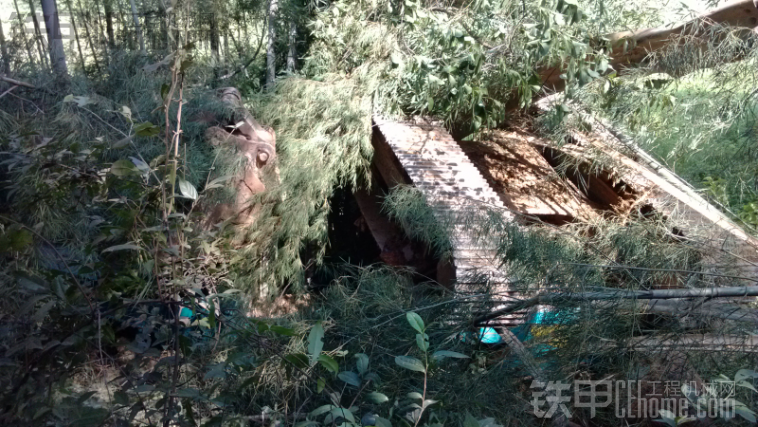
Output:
[161, 0, 171, 50]
[65, 0, 86, 72]
[235, 19, 243, 59]
[266, 0, 278, 89]
[0, 19, 11, 73]
[475, 285, 758, 324]
[13, 0, 37, 66]
[116, 0, 131, 49]
[286, 20, 295, 72]
[144, 10, 154, 50]
[40, 0, 68, 77]
[209, 10, 220, 62]
[28, 0, 50, 69]
[223, 27, 229, 63]
[228, 30, 241, 60]
[76, 0, 102, 72]
[239, 14, 245, 55]
[220, 16, 265, 80]
[129, 0, 145, 53]
[158, 2, 167, 50]
[89, 0, 109, 64]
[103, 0, 115, 48]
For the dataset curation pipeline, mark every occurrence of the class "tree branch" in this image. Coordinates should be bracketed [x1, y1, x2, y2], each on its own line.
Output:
[475, 285, 758, 324]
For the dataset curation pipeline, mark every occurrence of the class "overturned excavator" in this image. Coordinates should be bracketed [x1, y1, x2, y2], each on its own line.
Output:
[357, 0, 758, 336]
[202, 87, 279, 229]
[200, 0, 758, 365]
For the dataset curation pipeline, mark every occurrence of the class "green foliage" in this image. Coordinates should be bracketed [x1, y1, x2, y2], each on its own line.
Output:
[0, 52, 245, 426]
[382, 185, 452, 259]
[578, 26, 758, 229]
[300, 0, 626, 130]
[232, 76, 374, 293]
[5, 1, 758, 425]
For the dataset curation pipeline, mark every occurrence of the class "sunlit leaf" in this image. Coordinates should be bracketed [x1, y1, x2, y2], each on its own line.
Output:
[367, 392, 389, 403]
[178, 178, 198, 200]
[102, 243, 141, 253]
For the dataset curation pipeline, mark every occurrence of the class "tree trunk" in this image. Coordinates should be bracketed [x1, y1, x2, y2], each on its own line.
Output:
[0, 18, 10, 73]
[13, 0, 37, 66]
[28, 0, 50, 69]
[65, 0, 86, 72]
[76, 0, 102, 72]
[241, 12, 247, 51]
[116, 0, 131, 49]
[129, 0, 145, 53]
[144, 9, 154, 50]
[286, 20, 295, 72]
[223, 26, 229, 63]
[234, 20, 243, 59]
[89, 0, 109, 64]
[40, 0, 68, 77]
[160, 2, 168, 50]
[266, 0, 278, 89]
[103, 0, 115, 48]
[210, 9, 220, 62]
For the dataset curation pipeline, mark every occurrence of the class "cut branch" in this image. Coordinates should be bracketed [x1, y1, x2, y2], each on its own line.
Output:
[476, 285, 758, 324]
[0, 75, 35, 88]
[597, 334, 758, 353]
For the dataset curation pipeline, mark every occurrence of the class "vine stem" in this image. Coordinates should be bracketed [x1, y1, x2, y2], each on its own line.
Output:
[162, 57, 186, 427]
[413, 341, 428, 427]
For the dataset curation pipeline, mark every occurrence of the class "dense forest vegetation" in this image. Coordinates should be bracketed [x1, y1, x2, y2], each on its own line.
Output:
[2, 0, 758, 425]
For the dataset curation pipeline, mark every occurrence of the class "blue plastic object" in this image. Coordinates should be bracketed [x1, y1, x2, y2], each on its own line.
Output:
[460, 327, 504, 344]
[531, 307, 579, 326]
[477, 327, 503, 344]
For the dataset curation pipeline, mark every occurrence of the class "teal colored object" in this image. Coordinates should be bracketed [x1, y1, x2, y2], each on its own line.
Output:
[460, 327, 504, 344]
[179, 307, 194, 318]
[531, 307, 579, 326]
[477, 327, 503, 344]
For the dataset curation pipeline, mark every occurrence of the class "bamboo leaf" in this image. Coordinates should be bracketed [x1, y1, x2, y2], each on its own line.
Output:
[102, 243, 142, 253]
[308, 322, 325, 366]
[432, 350, 469, 360]
[204, 175, 234, 190]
